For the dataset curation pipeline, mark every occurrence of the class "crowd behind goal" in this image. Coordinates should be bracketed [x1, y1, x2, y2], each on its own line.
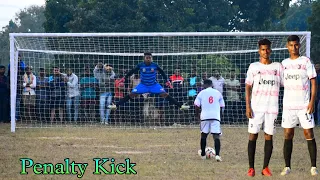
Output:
[0, 51, 320, 127]
[0, 55, 249, 125]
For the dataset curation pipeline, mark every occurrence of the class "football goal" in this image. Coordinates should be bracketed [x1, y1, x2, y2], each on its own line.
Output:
[9, 32, 311, 132]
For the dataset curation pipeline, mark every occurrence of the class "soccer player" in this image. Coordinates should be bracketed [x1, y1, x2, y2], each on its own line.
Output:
[108, 52, 189, 111]
[280, 35, 318, 176]
[194, 79, 225, 161]
[246, 39, 283, 177]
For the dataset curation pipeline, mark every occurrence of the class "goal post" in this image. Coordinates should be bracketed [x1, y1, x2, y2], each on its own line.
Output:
[9, 32, 311, 132]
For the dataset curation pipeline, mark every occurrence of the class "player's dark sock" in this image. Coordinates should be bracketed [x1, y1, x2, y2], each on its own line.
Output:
[116, 95, 132, 106]
[165, 95, 182, 107]
[201, 133, 208, 156]
[283, 139, 293, 168]
[248, 140, 257, 169]
[307, 139, 317, 167]
[214, 138, 221, 156]
[263, 140, 273, 169]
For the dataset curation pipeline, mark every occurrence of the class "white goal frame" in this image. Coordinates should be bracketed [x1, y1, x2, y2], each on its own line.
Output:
[9, 31, 311, 132]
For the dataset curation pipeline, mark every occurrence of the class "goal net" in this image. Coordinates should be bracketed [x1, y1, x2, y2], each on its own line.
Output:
[9, 32, 311, 131]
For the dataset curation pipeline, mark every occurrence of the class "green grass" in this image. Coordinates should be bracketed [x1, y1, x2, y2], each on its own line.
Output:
[0, 123, 319, 180]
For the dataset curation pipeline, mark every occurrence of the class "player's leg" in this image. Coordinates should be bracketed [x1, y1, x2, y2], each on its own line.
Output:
[298, 110, 318, 175]
[281, 110, 297, 176]
[210, 120, 222, 162]
[150, 83, 189, 110]
[200, 121, 210, 159]
[109, 84, 145, 110]
[304, 128, 318, 175]
[261, 114, 276, 176]
[247, 113, 264, 177]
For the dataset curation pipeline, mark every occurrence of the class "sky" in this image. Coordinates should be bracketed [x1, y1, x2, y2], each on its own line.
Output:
[0, 0, 45, 28]
[0, 0, 299, 29]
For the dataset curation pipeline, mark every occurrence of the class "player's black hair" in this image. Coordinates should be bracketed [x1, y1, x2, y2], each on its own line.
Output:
[203, 79, 213, 86]
[258, 38, 272, 47]
[0, 65, 5, 69]
[144, 52, 152, 56]
[39, 68, 45, 71]
[287, 35, 300, 43]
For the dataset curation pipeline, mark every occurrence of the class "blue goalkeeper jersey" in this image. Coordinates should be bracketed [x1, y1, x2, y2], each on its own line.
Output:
[126, 62, 169, 86]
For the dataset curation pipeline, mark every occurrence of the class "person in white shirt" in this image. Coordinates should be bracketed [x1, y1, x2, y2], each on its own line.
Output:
[22, 66, 37, 120]
[194, 79, 225, 161]
[225, 71, 241, 123]
[209, 70, 225, 94]
[65, 69, 80, 122]
[280, 35, 318, 176]
[245, 39, 283, 177]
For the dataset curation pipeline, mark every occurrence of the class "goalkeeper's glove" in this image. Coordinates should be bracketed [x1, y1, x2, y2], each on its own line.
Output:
[165, 81, 173, 88]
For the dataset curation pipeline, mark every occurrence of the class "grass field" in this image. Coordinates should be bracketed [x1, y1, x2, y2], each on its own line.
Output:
[0, 123, 319, 180]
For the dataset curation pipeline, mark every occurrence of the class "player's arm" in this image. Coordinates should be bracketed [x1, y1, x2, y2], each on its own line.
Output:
[119, 66, 140, 84]
[309, 78, 317, 113]
[124, 66, 139, 79]
[194, 92, 202, 121]
[245, 65, 254, 119]
[307, 59, 317, 113]
[157, 65, 172, 88]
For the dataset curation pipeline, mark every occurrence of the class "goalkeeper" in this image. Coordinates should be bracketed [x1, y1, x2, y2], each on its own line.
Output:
[108, 52, 190, 111]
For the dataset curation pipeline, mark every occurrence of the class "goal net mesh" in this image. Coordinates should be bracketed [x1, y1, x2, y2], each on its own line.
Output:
[10, 33, 309, 128]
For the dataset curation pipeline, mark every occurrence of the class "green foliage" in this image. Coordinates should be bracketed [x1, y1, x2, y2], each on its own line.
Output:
[308, 0, 320, 63]
[196, 55, 239, 76]
[0, 6, 45, 66]
[282, 1, 312, 31]
[231, 0, 291, 31]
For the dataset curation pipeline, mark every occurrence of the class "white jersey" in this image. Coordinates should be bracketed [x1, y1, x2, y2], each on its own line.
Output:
[245, 62, 283, 114]
[282, 56, 317, 110]
[194, 87, 225, 121]
[209, 76, 225, 94]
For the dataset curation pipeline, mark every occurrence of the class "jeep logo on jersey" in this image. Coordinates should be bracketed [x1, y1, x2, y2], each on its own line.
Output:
[273, 70, 277, 75]
[285, 74, 300, 80]
[258, 78, 275, 86]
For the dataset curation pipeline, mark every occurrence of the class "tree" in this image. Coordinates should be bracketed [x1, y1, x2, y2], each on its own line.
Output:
[0, 5, 45, 66]
[281, 0, 313, 31]
[232, 0, 291, 31]
[308, 0, 320, 63]
[44, 0, 77, 33]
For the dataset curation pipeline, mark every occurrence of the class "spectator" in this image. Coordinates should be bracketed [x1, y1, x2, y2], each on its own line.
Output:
[209, 69, 225, 95]
[36, 68, 49, 122]
[80, 67, 97, 121]
[0, 65, 9, 123]
[186, 69, 201, 124]
[170, 69, 184, 86]
[49, 67, 67, 122]
[113, 74, 126, 123]
[225, 71, 241, 123]
[8, 54, 26, 77]
[94, 63, 115, 125]
[22, 66, 36, 120]
[66, 69, 80, 122]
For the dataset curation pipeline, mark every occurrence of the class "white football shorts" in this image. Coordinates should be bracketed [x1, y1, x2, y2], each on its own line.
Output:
[200, 120, 221, 134]
[248, 112, 278, 135]
[282, 109, 315, 129]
